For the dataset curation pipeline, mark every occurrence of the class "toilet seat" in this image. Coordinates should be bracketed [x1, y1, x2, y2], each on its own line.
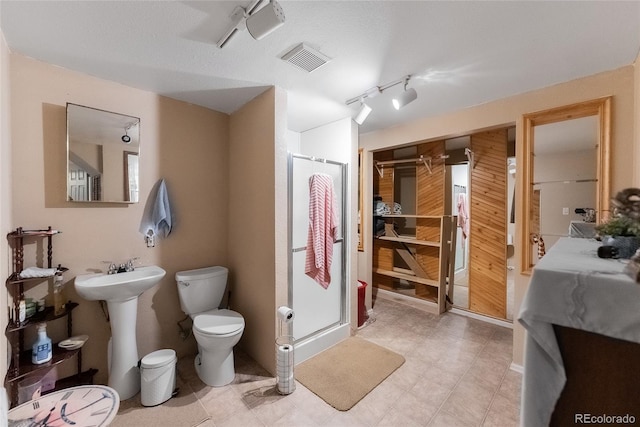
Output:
[193, 309, 244, 337]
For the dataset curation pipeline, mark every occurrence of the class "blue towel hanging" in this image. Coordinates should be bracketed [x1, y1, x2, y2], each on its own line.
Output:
[139, 179, 173, 245]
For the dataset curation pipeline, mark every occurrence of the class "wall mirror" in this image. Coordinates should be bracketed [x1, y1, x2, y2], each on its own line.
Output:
[521, 97, 611, 274]
[67, 103, 140, 203]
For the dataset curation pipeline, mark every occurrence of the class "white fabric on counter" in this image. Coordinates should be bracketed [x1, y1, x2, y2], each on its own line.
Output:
[19, 267, 58, 278]
[518, 237, 640, 427]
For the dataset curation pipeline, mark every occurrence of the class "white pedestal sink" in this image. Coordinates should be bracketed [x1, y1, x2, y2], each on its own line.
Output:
[75, 266, 166, 400]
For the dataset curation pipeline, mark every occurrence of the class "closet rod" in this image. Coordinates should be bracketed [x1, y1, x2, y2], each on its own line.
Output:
[375, 155, 433, 178]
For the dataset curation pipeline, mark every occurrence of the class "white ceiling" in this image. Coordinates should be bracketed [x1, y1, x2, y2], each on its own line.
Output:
[1, 1, 639, 134]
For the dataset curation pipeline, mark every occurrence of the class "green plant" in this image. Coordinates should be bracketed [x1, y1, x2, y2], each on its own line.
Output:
[596, 215, 640, 237]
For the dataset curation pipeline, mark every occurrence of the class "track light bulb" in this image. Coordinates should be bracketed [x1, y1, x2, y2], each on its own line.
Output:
[392, 88, 418, 110]
[354, 102, 372, 125]
[247, 0, 286, 40]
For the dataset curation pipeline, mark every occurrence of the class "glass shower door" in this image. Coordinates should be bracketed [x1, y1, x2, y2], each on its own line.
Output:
[288, 153, 346, 342]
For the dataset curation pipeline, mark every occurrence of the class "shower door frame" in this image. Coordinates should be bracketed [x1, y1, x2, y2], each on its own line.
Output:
[287, 152, 348, 346]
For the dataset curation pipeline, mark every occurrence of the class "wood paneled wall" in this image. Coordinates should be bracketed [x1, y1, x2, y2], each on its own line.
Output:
[416, 141, 446, 290]
[468, 130, 508, 318]
[416, 141, 446, 219]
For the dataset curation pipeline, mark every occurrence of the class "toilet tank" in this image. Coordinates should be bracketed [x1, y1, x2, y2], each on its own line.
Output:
[175, 266, 228, 315]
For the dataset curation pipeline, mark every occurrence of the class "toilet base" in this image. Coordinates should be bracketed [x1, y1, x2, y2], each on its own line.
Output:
[194, 351, 236, 387]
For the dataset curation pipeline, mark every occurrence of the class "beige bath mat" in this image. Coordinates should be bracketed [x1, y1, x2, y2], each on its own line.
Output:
[295, 336, 405, 411]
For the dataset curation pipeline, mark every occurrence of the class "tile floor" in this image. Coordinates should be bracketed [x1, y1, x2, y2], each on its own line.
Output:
[116, 296, 521, 426]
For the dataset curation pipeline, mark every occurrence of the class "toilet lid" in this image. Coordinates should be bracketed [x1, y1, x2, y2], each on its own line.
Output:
[194, 309, 244, 336]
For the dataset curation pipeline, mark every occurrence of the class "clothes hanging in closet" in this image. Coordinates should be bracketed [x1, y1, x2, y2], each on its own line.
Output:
[305, 173, 339, 289]
[457, 192, 469, 240]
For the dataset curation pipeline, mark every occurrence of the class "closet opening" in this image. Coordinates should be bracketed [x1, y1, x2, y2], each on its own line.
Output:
[371, 125, 516, 321]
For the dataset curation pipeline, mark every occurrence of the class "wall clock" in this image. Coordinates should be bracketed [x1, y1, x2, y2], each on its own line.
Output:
[8, 384, 119, 427]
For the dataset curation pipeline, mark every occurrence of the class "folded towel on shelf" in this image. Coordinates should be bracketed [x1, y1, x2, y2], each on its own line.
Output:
[375, 201, 391, 215]
[19, 267, 58, 279]
[139, 179, 173, 242]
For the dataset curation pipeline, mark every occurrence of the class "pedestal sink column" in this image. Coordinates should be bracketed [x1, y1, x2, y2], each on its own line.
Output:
[107, 298, 140, 400]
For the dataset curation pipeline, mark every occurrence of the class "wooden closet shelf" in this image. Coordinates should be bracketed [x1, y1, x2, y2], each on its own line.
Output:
[374, 268, 439, 288]
[376, 236, 440, 247]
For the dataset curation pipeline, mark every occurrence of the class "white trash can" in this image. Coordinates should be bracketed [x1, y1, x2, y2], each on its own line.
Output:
[140, 349, 177, 407]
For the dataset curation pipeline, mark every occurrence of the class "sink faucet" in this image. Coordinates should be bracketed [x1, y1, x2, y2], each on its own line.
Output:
[126, 257, 139, 272]
[103, 261, 118, 275]
[103, 258, 138, 274]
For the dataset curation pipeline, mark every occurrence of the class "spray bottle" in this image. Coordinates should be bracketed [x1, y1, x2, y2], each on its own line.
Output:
[32, 322, 52, 365]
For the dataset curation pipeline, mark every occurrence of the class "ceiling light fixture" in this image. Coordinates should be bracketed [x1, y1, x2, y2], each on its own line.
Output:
[345, 75, 418, 123]
[121, 122, 137, 144]
[246, 0, 285, 40]
[217, 0, 285, 49]
[354, 101, 372, 125]
[392, 77, 418, 110]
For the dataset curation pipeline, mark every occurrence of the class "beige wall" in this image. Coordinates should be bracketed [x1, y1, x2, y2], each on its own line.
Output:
[8, 53, 229, 385]
[1, 29, 11, 380]
[228, 87, 289, 375]
[360, 66, 637, 366]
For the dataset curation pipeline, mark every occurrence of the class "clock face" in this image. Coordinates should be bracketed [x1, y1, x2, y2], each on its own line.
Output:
[8, 385, 119, 427]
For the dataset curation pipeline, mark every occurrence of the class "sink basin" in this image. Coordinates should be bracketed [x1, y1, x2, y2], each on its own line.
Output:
[75, 265, 166, 302]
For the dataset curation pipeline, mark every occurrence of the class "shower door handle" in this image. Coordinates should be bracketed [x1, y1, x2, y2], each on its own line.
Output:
[292, 238, 343, 253]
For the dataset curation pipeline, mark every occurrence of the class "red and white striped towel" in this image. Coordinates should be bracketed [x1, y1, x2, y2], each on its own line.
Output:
[305, 173, 339, 289]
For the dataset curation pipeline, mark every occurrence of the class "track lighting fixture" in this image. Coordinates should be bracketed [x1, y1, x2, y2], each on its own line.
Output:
[346, 75, 418, 123]
[354, 101, 372, 125]
[217, 0, 285, 48]
[392, 77, 418, 110]
[246, 0, 285, 40]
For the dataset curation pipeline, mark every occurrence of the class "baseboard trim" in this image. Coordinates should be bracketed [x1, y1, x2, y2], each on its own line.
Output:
[449, 307, 513, 329]
[510, 362, 524, 374]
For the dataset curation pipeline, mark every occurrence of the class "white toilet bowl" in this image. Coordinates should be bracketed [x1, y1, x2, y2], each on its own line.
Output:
[176, 266, 245, 387]
[191, 308, 245, 387]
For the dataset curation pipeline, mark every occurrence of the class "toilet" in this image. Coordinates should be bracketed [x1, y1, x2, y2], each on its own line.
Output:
[175, 266, 245, 387]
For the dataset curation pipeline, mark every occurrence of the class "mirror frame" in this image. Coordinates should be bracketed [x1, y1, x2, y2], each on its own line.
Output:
[520, 97, 611, 274]
[358, 148, 364, 251]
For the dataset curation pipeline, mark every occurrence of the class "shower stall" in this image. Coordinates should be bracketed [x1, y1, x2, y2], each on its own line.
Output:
[287, 153, 350, 363]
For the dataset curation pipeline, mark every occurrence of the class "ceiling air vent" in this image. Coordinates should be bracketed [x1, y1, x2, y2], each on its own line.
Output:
[281, 43, 330, 73]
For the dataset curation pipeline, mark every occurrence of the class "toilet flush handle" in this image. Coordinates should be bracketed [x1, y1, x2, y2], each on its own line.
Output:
[178, 281, 190, 287]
